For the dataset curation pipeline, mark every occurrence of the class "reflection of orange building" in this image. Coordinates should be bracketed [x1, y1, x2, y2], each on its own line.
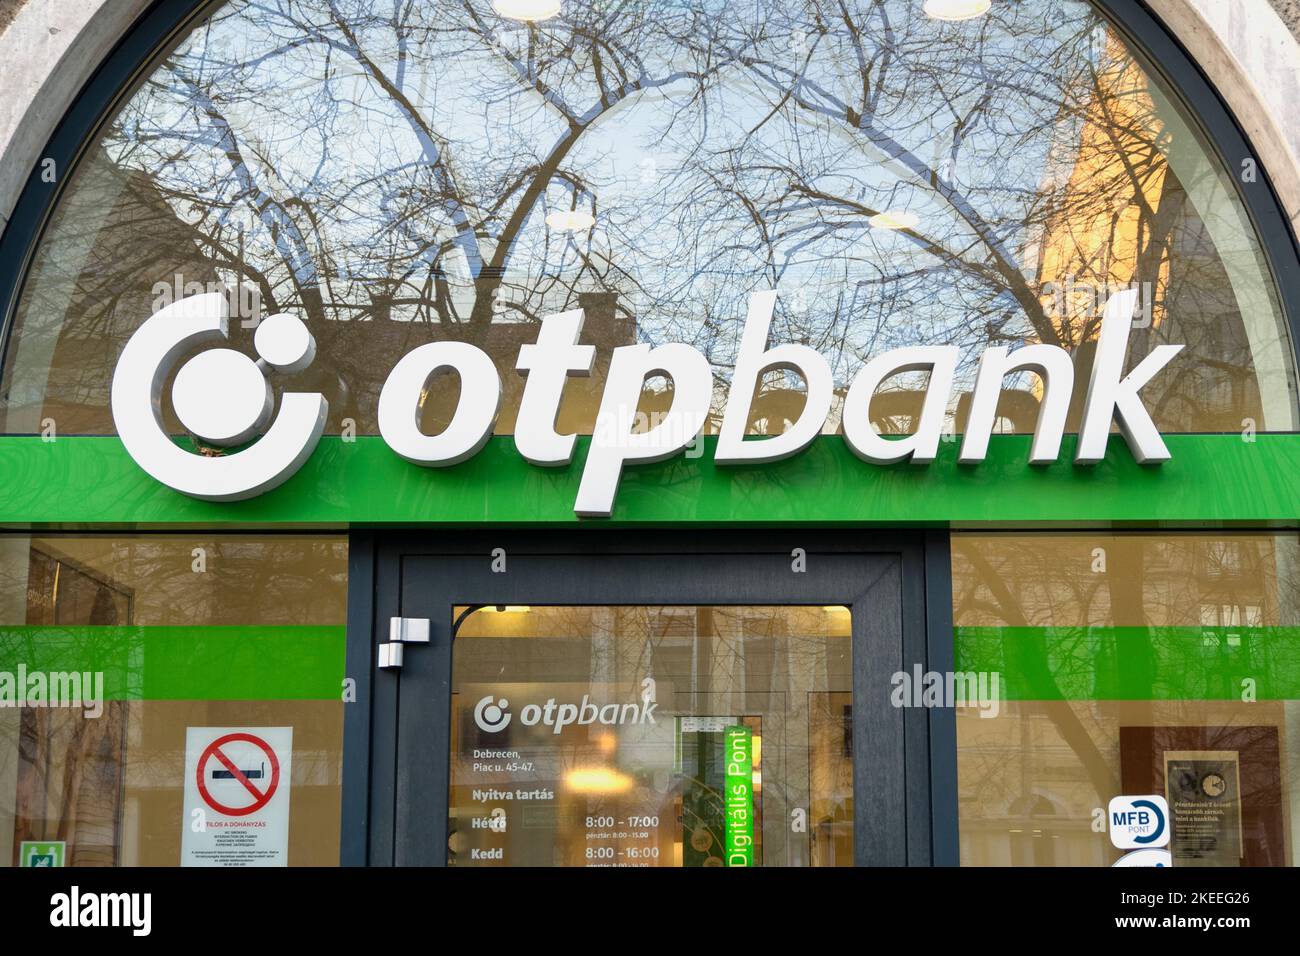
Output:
[948, 38, 1183, 438]
[1023, 33, 1267, 433]
[1034, 35, 1170, 348]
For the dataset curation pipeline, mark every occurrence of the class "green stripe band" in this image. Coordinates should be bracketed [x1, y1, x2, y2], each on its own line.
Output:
[0, 625, 345, 700]
[0, 432, 1296, 526]
[4, 623, 1295, 702]
[955, 625, 1300, 701]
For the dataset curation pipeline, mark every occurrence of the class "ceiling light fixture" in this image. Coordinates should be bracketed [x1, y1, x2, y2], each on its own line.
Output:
[869, 210, 920, 231]
[546, 209, 596, 233]
[492, 0, 562, 22]
[564, 767, 634, 794]
[923, 0, 992, 22]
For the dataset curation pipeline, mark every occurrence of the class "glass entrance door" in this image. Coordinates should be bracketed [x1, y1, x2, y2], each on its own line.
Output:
[364, 535, 931, 866]
[449, 604, 852, 867]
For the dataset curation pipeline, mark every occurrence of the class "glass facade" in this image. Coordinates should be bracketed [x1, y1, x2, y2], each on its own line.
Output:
[0, 0, 1295, 870]
[0, 536, 347, 866]
[952, 533, 1300, 866]
[0, 0, 1294, 441]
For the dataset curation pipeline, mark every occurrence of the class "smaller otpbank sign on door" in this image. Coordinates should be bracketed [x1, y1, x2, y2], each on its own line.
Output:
[473, 691, 657, 735]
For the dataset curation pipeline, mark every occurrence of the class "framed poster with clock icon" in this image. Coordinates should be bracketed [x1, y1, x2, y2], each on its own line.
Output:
[1163, 751, 1243, 867]
[1120, 726, 1286, 867]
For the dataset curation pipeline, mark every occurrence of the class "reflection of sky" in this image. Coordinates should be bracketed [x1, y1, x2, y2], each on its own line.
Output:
[110, 0, 1112, 383]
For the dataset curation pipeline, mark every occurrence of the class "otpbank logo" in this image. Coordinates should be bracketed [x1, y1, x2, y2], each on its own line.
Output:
[473, 695, 512, 733]
[111, 288, 1181, 514]
[111, 292, 327, 501]
[472, 693, 657, 735]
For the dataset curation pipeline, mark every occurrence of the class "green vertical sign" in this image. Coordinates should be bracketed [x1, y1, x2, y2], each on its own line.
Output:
[724, 725, 754, 867]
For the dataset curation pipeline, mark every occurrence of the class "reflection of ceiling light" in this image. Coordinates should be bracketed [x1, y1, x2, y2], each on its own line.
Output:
[483, 605, 531, 613]
[564, 767, 634, 793]
[923, 0, 992, 21]
[545, 209, 595, 232]
[492, 0, 561, 21]
[869, 210, 919, 231]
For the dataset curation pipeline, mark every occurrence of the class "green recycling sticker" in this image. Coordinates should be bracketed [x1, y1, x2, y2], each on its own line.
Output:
[20, 841, 65, 867]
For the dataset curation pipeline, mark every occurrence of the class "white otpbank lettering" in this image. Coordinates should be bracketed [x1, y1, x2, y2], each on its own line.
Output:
[575, 340, 713, 517]
[714, 290, 833, 465]
[110, 289, 1182, 514]
[514, 308, 595, 466]
[473, 693, 657, 735]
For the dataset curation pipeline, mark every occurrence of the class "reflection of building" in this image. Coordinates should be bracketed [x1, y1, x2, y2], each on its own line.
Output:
[0, 150, 220, 435]
[5, 546, 131, 866]
[1030, 36, 1270, 432]
[300, 284, 639, 434]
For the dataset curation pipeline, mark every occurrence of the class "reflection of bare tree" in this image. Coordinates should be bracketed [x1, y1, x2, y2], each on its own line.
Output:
[6, 548, 131, 865]
[954, 539, 1118, 801]
[2, 0, 1283, 439]
[951, 533, 1300, 864]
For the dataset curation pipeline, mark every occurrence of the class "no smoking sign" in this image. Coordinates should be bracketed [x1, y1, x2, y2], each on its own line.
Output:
[197, 732, 282, 816]
[182, 726, 293, 867]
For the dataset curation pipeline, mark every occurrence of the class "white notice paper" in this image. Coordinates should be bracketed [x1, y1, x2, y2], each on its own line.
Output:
[181, 726, 293, 867]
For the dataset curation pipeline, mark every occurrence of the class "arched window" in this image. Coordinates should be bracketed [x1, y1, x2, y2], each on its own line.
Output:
[1, 0, 1296, 441]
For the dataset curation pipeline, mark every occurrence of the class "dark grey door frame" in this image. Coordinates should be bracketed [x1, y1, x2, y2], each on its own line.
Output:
[342, 530, 958, 867]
